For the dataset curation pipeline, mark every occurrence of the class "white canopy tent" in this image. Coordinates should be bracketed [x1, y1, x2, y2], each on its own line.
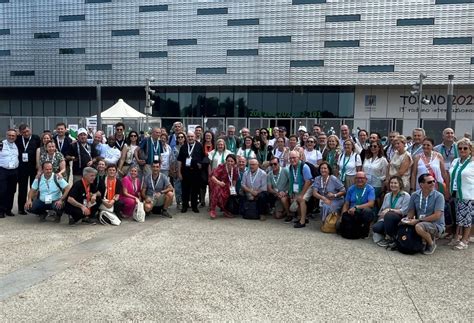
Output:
[91, 98, 146, 119]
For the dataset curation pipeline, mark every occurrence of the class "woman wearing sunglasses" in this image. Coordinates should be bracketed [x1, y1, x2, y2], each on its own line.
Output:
[362, 141, 388, 201]
[323, 135, 341, 171]
[448, 138, 473, 250]
[118, 130, 140, 178]
[171, 131, 186, 208]
[336, 139, 362, 188]
[303, 136, 323, 166]
[253, 136, 272, 169]
[410, 138, 449, 199]
[386, 135, 412, 192]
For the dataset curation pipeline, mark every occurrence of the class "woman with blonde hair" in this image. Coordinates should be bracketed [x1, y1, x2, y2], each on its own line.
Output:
[336, 139, 362, 187]
[323, 134, 341, 171]
[386, 135, 412, 191]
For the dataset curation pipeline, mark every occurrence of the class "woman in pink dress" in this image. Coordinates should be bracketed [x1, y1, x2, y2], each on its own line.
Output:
[209, 154, 238, 219]
[120, 165, 141, 217]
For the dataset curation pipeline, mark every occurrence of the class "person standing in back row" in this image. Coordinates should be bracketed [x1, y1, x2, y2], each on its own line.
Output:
[16, 124, 41, 215]
[0, 129, 19, 218]
[177, 131, 204, 213]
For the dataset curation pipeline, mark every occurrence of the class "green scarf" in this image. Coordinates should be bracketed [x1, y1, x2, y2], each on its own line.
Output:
[450, 157, 471, 200]
[289, 162, 304, 195]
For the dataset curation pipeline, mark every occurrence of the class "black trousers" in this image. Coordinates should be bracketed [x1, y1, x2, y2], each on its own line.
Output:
[65, 203, 101, 222]
[182, 169, 201, 209]
[17, 166, 36, 212]
[0, 167, 18, 214]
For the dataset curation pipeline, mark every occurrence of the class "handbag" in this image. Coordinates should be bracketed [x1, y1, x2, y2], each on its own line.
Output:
[133, 201, 146, 223]
[99, 203, 114, 213]
[321, 212, 340, 233]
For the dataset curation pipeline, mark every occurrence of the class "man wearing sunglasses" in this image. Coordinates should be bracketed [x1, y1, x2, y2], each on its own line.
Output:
[405, 173, 445, 255]
[267, 157, 290, 220]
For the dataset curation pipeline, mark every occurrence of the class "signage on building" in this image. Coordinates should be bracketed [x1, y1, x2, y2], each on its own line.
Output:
[399, 93, 474, 115]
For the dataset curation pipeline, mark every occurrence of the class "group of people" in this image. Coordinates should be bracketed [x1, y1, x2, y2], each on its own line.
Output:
[0, 121, 472, 255]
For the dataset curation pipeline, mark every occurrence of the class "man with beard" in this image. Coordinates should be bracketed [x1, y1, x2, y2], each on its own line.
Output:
[53, 122, 73, 180]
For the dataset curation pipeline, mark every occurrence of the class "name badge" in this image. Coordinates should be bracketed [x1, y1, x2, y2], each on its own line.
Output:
[275, 188, 279, 193]
[45, 194, 53, 204]
[185, 158, 191, 167]
[154, 155, 159, 162]
[419, 214, 426, 220]
[293, 184, 299, 194]
[22, 153, 29, 162]
[230, 186, 237, 195]
[319, 199, 323, 207]
[83, 199, 88, 207]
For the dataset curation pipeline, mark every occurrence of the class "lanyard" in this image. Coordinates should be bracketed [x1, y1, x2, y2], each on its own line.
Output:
[106, 178, 116, 200]
[272, 169, 282, 187]
[340, 153, 351, 181]
[244, 148, 252, 159]
[82, 179, 91, 203]
[152, 138, 160, 155]
[22, 136, 31, 151]
[151, 173, 161, 192]
[258, 148, 267, 163]
[442, 144, 458, 159]
[227, 137, 235, 151]
[187, 143, 195, 157]
[390, 192, 401, 209]
[320, 175, 330, 194]
[77, 143, 91, 169]
[42, 175, 51, 193]
[249, 170, 259, 187]
[450, 157, 471, 199]
[411, 144, 422, 156]
[56, 137, 64, 151]
[355, 186, 367, 205]
[116, 139, 125, 150]
[46, 153, 56, 164]
[328, 150, 336, 166]
[419, 191, 433, 214]
[227, 166, 234, 184]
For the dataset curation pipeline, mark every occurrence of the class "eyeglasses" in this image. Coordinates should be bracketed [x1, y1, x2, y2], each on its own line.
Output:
[270, 163, 278, 166]
[289, 157, 298, 159]
[130, 135, 137, 137]
[116, 129, 123, 132]
[177, 136, 184, 139]
[355, 177, 366, 180]
[261, 132, 267, 135]
[425, 180, 436, 184]
[307, 141, 315, 143]
[458, 146, 469, 151]
[422, 144, 431, 147]
[370, 145, 378, 149]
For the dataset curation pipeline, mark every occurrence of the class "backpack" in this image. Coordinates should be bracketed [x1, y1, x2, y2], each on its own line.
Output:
[339, 211, 369, 239]
[303, 162, 320, 179]
[396, 225, 424, 254]
[241, 199, 259, 220]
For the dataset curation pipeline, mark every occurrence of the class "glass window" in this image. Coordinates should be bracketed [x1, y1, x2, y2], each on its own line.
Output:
[322, 92, 339, 118]
[471, 57, 474, 64]
[111, 29, 139, 36]
[10, 70, 35, 76]
[326, 15, 360, 22]
[179, 90, 192, 117]
[358, 65, 394, 72]
[192, 88, 206, 117]
[227, 19, 259, 26]
[234, 89, 248, 117]
[0, 29, 10, 35]
[433, 37, 472, 45]
[290, 60, 324, 67]
[258, 36, 291, 43]
[139, 5, 168, 12]
[168, 39, 197, 46]
[85, 64, 112, 70]
[163, 89, 179, 118]
[32, 100, 43, 116]
[139, 51, 167, 58]
[0, 0, 9, 3]
[34, 32, 60, 39]
[292, 0, 326, 4]
[292, 89, 308, 118]
[248, 88, 262, 118]
[66, 100, 78, 116]
[0, 50, 10, 56]
[205, 89, 219, 117]
[22, 100, 32, 116]
[59, 48, 85, 54]
[277, 89, 292, 118]
[307, 90, 323, 118]
[338, 92, 354, 117]
[397, 18, 434, 26]
[262, 89, 277, 117]
[10, 100, 21, 115]
[436, 0, 472, 4]
[423, 120, 455, 143]
[85, 0, 111, 3]
[197, 8, 228, 15]
[196, 68, 226, 74]
[0, 100, 10, 116]
[59, 15, 85, 22]
[227, 49, 258, 56]
[370, 120, 392, 137]
[44, 100, 55, 116]
[324, 40, 359, 47]
[219, 89, 234, 117]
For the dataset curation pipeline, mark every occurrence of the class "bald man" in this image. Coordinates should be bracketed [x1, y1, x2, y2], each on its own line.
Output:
[434, 128, 457, 170]
[340, 171, 376, 239]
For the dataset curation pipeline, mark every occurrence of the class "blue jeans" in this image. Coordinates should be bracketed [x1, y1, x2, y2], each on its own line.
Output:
[29, 199, 64, 216]
[174, 178, 182, 204]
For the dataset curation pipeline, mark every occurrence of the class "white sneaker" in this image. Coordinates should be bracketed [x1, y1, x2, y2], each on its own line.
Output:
[447, 239, 460, 246]
[454, 241, 468, 250]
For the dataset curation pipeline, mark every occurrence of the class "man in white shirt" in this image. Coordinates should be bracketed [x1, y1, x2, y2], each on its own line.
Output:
[241, 158, 268, 220]
[102, 135, 121, 166]
[25, 161, 70, 222]
[0, 129, 19, 217]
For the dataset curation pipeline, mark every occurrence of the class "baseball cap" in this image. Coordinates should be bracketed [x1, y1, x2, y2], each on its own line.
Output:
[77, 128, 87, 135]
[298, 125, 307, 132]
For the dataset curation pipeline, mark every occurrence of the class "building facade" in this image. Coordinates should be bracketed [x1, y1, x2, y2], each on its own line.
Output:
[0, 0, 473, 138]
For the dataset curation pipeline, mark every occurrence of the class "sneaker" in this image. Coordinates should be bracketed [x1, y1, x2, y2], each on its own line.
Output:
[284, 216, 293, 223]
[39, 213, 47, 222]
[294, 222, 306, 228]
[68, 215, 77, 225]
[82, 217, 97, 225]
[388, 241, 397, 249]
[0, 213, 5, 218]
[447, 239, 460, 247]
[377, 239, 391, 248]
[162, 209, 172, 218]
[454, 241, 468, 250]
[423, 242, 437, 255]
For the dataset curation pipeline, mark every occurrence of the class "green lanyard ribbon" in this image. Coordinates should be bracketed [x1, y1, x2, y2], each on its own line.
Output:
[450, 157, 471, 200]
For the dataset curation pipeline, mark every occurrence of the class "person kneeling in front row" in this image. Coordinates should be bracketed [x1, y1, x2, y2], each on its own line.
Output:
[142, 161, 174, 218]
[404, 173, 445, 255]
[64, 167, 103, 225]
[25, 161, 70, 222]
[339, 171, 376, 239]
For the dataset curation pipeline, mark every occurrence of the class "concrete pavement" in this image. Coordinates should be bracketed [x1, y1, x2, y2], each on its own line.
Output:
[0, 205, 472, 321]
